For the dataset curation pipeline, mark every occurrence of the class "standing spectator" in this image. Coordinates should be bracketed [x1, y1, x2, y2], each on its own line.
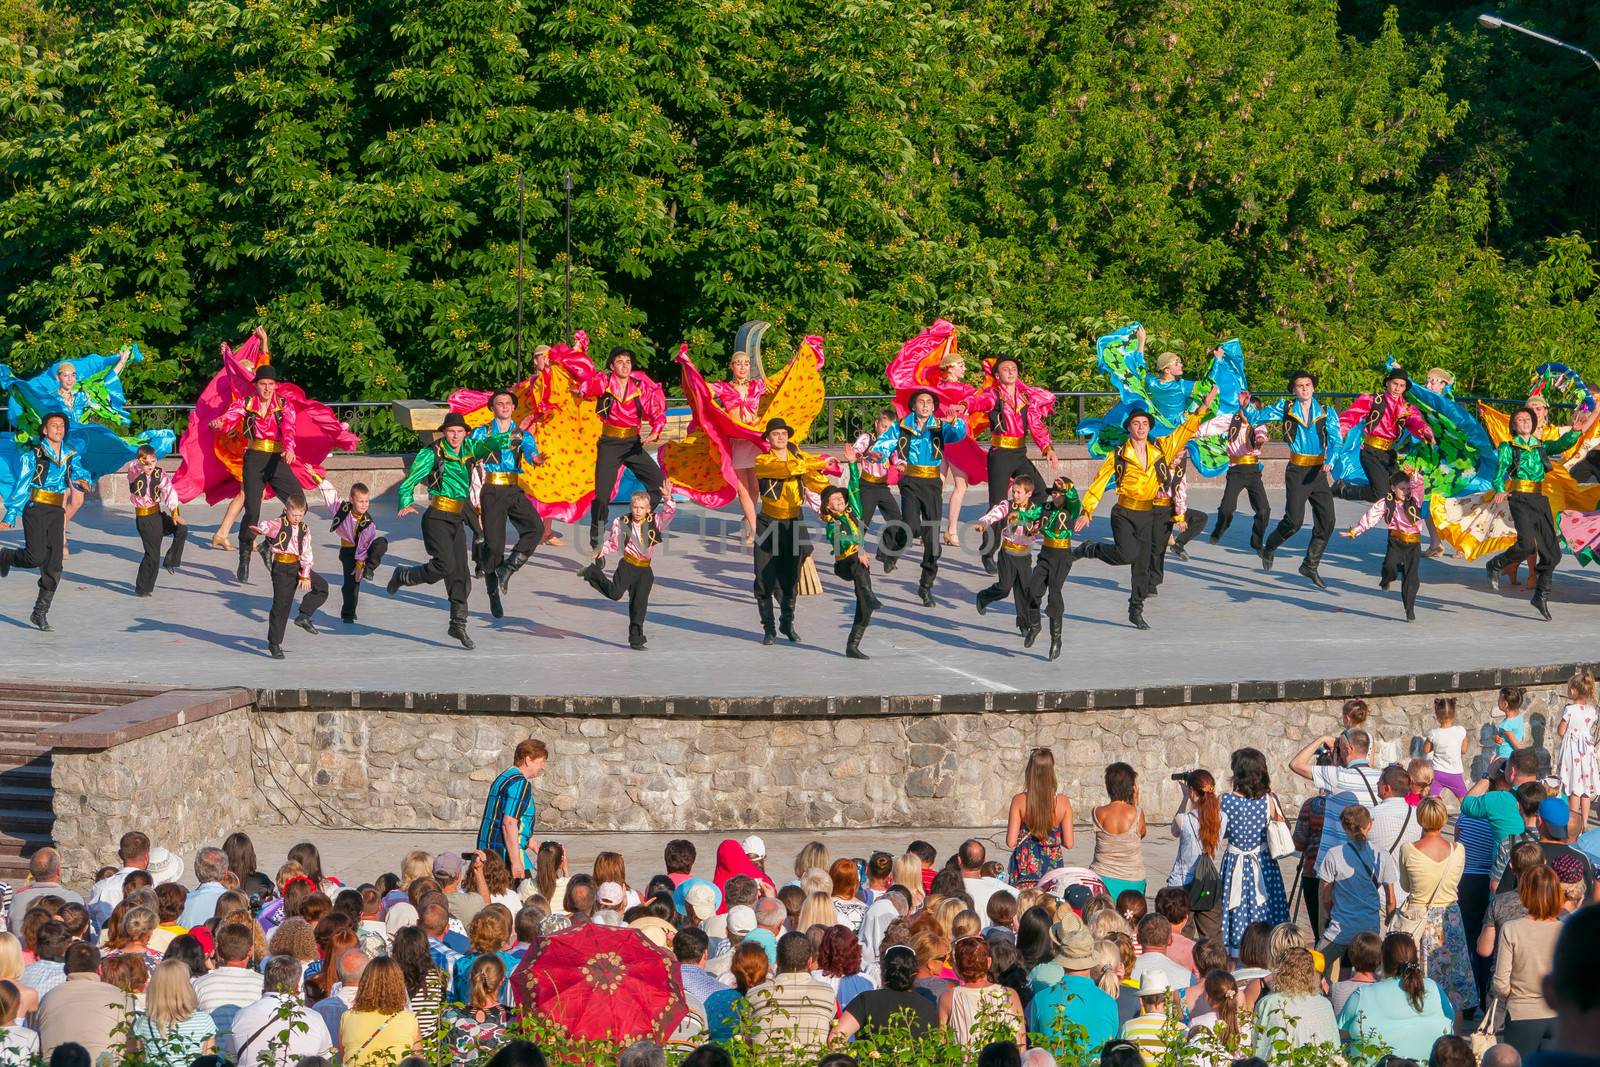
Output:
[1318, 805, 1398, 973]
[1328, 931, 1382, 1015]
[1465, 750, 1544, 859]
[1493, 865, 1562, 1055]
[1186, 969, 1249, 1064]
[130, 959, 217, 1067]
[1425, 698, 1470, 801]
[339, 957, 420, 1067]
[957, 842, 1011, 919]
[1218, 748, 1290, 955]
[476, 739, 548, 883]
[36, 943, 130, 1062]
[1498, 799, 1599, 907]
[747, 932, 836, 1052]
[1253, 947, 1338, 1055]
[221, 832, 275, 904]
[177, 849, 230, 928]
[911, 930, 954, 1005]
[1027, 928, 1118, 1051]
[829, 861, 868, 933]
[439, 955, 510, 1066]
[7, 851, 82, 929]
[862, 852, 895, 904]
[832, 944, 939, 1041]
[1558, 670, 1600, 832]
[1495, 687, 1530, 759]
[1396, 797, 1478, 1016]
[1337, 933, 1451, 1060]
[1457, 774, 1502, 1004]
[227, 955, 333, 1066]
[150, 884, 189, 951]
[1169, 769, 1226, 941]
[1290, 730, 1382, 875]
[1531, 904, 1600, 1066]
[704, 942, 769, 1043]
[1372, 766, 1424, 887]
[450, 908, 514, 1006]
[939, 936, 1024, 1046]
[1006, 748, 1075, 889]
[1152, 890, 1197, 972]
[1092, 764, 1148, 902]
[191, 923, 264, 1041]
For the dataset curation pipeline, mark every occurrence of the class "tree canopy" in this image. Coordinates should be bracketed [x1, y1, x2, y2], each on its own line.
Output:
[0, 0, 1594, 406]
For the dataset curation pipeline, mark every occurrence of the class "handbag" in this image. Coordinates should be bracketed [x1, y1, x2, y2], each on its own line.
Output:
[1470, 997, 1501, 1058]
[1266, 794, 1296, 860]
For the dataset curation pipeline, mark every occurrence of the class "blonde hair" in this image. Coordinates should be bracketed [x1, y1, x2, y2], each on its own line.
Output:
[930, 897, 967, 940]
[275, 861, 308, 893]
[629, 491, 652, 507]
[950, 910, 982, 940]
[1425, 368, 1454, 386]
[1088, 908, 1130, 942]
[893, 855, 924, 905]
[794, 842, 829, 880]
[121, 906, 157, 946]
[1407, 759, 1434, 794]
[1269, 922, 1310, 968]
[1417, 797, 1449, 833]
[145, 959, 199, 1034]
[1016, 889, 1054, 919]
[398, 851, 433, 889]
[797, 892, 835, 932]
[1572, 668, 1596, 704]
[352, 957, 409, 1015]
[0, 935, 21, 981]
[1091, 940, 1122, 997]
[1271, 946, 1320, 998]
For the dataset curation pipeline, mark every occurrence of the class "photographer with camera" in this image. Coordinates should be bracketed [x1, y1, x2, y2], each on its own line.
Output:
[1291, 729, 1383, 957]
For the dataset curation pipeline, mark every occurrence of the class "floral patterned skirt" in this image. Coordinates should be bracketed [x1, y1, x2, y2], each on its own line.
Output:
[1008, 835, 1066, 888]
[1417, 902, 1480, 1015]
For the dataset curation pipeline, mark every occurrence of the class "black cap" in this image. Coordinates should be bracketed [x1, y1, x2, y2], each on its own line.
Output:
[440, 412, 468, 431]
[1123, 407, 1153, 430]
[253, 365, 279, 382]
[1384, 367, 1409, 386]
[762, 417, 794, 438]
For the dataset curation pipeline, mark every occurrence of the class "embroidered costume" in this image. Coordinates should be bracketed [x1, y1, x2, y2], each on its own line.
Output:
[1, 435, 90, 630]
[974, 499, 1043, 648]
[821, 477, 882, 660]
[581, 499, 678, 650]
[470, 416, 544, 617]
[320, 486, 387, 624]
[250, 512, 329, 658]
[126, 459, 186, 596]
[870, 405, 968, 605]
[1346, 470, 1428, 621]
[752, 425, 837, 643]
[963, 365, 1057, 573]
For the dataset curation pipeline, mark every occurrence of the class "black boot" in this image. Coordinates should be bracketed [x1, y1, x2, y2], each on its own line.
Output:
[486, 573, 504, 619]
[982, 554, 998, 576]
[448, 614, 476, 650]
[29, 606, 51, 632]
[1405, 606, 1416, 622]
[237, 546, 252, 584]
[779, 604, 799, 643]
[845, 623, 869, 659]
[880, 554, 898, 574]
[1485, 560, 1501, 591]
[1171, 543, 1189, 562]
[294, 615, 319, 636]
[386, 565, 421, 596]
[1022, 622, 1041, 648]
[975, 590, 995, 616]
[1299, 560, 1327, 590]
[1259, 548, 1275, 572]
[1532, 593, 1552, 621]
[495, 550, 533, 595]
[866, 590, 884, 613]
[0, 551, 10, 578]
[1048, 621, 1062, 661]
[268, 643, 285, 659]
[758, 598, 777, 644]
[1128, 604, 1149, 630]
[917, 583, 935, 608]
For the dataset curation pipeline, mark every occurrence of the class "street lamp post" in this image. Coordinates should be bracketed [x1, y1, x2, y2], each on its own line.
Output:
[1477, 13, 1600, 73]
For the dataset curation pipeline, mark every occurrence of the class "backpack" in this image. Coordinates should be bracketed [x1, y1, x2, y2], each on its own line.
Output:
[1187, 851, 1221, 913]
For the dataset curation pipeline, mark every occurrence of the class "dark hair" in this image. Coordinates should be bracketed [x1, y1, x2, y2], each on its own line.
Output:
[350, 482, 370, 496]
[1428, 1035, 1474, 1067]
[928, 866, 965, 901]
[881, 945, 917, 992]
[222, 832, 259, 883]
[1104, 762, 1137, 803]
[678, 1046, 733, 1067]
[1010, 475, 1035, 494]
[33, 921, 70, 961]
[607, 346, 635, 367]
[1515, 780, 1548, 817]
[986, 891, 1017, 928]
[1288, 371, 1317, 389]
[1154, 886, 1191, 925]
[1500, 686, 1526, 711]
[484, 1040, 549, 1067]
[1549, 903, 1600, 1013]
[63, 942, 101, 975]
[1230, 747, 1271, 799]
[1016, 906, 1053, 969]
[286, 843, 325, 887]
[1508, 748, 1539, 779]
[663, 840, 696, 875]
[164, 934, 209, 978]
[1381, 932, 1426, 1012]
[1099, 1040, 1145, 1067]
[816, 925, 862, 978]
[389, 926, 436, 997]
[48, 1045, 90, 1067]
[867, 852, 894, 881]
[1192, 937, 1228, 977]
[1380, 764, 1412, 797]
[57, 903, 90, 941]
[1136, 914, 1172, 949]
[674, 927, 709, 964]
[1237, 923, 1274, 970]
[958, 839, 986, 870]
[723, 875, 759, 909]
[976, 1042, 1022, 1067]
[490, 389, 517, 406]
[776, 931, 812, 973]
[1347, 931, 1383, 974]
[907, 840, 937, 866]
[153, 882, 186, 923]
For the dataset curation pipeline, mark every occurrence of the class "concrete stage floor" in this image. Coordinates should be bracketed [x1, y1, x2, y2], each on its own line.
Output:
[3, 489, 1597, 697]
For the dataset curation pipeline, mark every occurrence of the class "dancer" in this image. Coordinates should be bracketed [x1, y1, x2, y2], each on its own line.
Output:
[1341, 467, 1427, 622]
[1484, 406, 1591, 620]
[844, 409, 900, 534]
[211, 365, 300, 584]
[1029, 477, 1081, 661]
[752, 418, 837, 644]
[472, 390, 545, 618]
[884, 321, 984, 554]
[964, 356, 1059, 575]
[1148, 448, 1207, 588]
[322, 482, 386, 624]
[820, 483, 882, 660]
[580, 491, 678, 651]
[1247, 372, 1340, 589]
[562, 346, 666, 548]
[0, 412, 90, 630]
[973, 474, 1043, 648]
[126, 444, 186, 597]
[1073, 389, 1215, 630]
[871, 390, 968, 606]
[1201, 393, 1271, 551]
[710, 350, 763, 539]
[250, 494, 328, 659]
[389, 413, 509, 649]
[1335, 368, 1434, 502]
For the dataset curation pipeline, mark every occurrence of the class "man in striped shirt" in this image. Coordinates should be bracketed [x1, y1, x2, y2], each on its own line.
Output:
[476, 738, 548, 882]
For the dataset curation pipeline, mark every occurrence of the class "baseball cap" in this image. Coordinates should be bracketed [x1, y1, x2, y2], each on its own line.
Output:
[727, 904, 757, 937]
[1063, 884, 1093, 911]
[1539, 797, 1571, 829]
[597, 882, 626, 908]
[742, 835, 767, 859]
[433, 852, 465, 879]
[683, 882, 718, 920]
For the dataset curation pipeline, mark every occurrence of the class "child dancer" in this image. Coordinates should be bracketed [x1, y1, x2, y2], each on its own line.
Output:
[843, 409, 901, 535]
[1030, 476, 1081, 661]
[580, 490, 677, 650]
[973, 474, 1042, 649]
[126, 444, 187, 596]
[250, 494, 328, 659]
[1556, 669, 1599, 831]
[1423, 697, 1469, 801]
[1341, 467, 1426, 621]
[322, 481, 386, 624]
[820, 483, 883, 660]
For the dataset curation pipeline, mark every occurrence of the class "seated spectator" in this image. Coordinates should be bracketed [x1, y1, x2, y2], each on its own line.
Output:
[340, 957, 421, 1067]
[1253, 947, 1338, 1056]
[704, 942, 768, 1044]
[1152, 889, 1197, 973]
[150, 883, 189, 953]
[227, 955, 334, 1065]
[311, 948, 367, 1039]
[1130, 915, 1194, 990]
[985, 892, 1019, 943]
[1027, 928, 1118, 1051]
[747, 932, 836, 1052]
[0, 980, 40, 1065]
[130, 959, 218, 1067]
[0, 934, 39, 1017]
[193, 922, 266, 1035]
[911, 930, 954, 1006]
[19, 922, 70, 999]
[439, 955, 509, 1066]
[939, 935, 1024, 1047]
[830, 861, 868, 933]
[812, 925, 873, 1007]
[832, 945, 939, 1042]
[1337, 933, 1452, 1059]
[1428, 1035, 1475, 1067]
[35, 943, 129, 1063]
[1186, 969, 1249, 1064]
[1120, 971, 1176, 1061]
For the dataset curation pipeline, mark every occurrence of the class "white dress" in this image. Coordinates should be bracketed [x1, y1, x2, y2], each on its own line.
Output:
[1557, 702, 1600, 797]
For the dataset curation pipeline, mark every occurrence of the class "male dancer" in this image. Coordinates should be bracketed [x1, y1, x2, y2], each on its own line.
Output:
[127, 444, 186, 596]
[752, 418, 836, 644]
[1247, 372, 1338, 589]
[963, 357, 1059, 575]
[250, 494, 328, 659]
[1336, 368, 1434, 501]
[820, 483, 882, 660]
[1148, 449, 1206, 586]
[871, 389, 968, 606]
[1485, 405, 1594, 620]
[472, 390, 545, 617]
[388, 413, 509, 649]
[1201, 393, 1271, 551]
[576, 347, 666, 548]
[1074, 388, 1215, 630]
[1030, 477, 1081, 660]
[843, 409, 901, 534]
[0, 412, 90, 630]
[322, 482, 386, 624]
[212, 365, 298, 584]
[973, 474, 1042, 648]
[580, 491, 678, 650]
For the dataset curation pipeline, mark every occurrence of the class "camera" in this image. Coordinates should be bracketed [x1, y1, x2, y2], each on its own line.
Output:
[1314, 743, 1335, 766]
[1170, 771, 1190, 783]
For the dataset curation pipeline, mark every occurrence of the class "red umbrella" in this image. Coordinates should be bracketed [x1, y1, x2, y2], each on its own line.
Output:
[511, 923, 689, 1044]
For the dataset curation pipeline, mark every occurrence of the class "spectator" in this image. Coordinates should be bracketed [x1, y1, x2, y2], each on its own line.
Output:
[978, 1042, 1023, 1067]
[1120, 971, 1176, 1060]
[0, 980, 39, 1065]
[227, 955, 334, 1066]
[704, 941, 769, 1043]
[829, 860, 868, 932]
[151, 883, 189, 951]
[832, 944, 939, 1041]
[747, 932, 835, 1051]
[8, 851, 82, 929]
[663, 840, 697, 888]
[440, 955, 510, 1066]
[1372, 764, 1424, 872]
[1290, 729, 1382, 865]
[1492, 782, 1548, 888]
[477, 739, 548, 883]
[311, 947, 367, 1038]
[1497, 799, 1598, 907]
[431, 853, 484, 926]
[1494, 687, 1530, 759]
[450, 907, 515, 1006]
[1006, 748, 1076, 888]
[1252, 946, 1338, 1055]
[164, 934, 210, 981]
[1463, 750, 1543, 858]
[19, 922, 69, 998]
[131, 959, 218, 1066]
[0, 937, 38, 1019]
[1494, 865, 1561, 1055]
[812, 925, 872, 1006]
[1027, 927, 1118, 1050]
[618, 1041, 666, 1067]
[36, 943, 130, 1062]
[1092, 763, 1148, 901]
[222, 831, 276, 903]
[1329, 931, 1383, 1015]
[1532, 903, 1600, 1065]
[1152, 889, 1197, 972]
[1318, 804, 1398, 973]
[1397, 797, 1479, 1016]
[87, 832, 152, 914]
[1479, 844, 1546, 963]
[1100, 1040, 1145, 1067]
[1483, 1045, 1523, 1067]
[1219, 748, 1290, 955]
[1130, 915, 1193, 990]
[863, 852, 895, 904]
[339, 957, 421, 1067]
[911, 929, 954, 1006]
[177, 848, 231, 928]
[957, 842, 1010, 919]
[1337, 933, 1451, 1060]
[390, 926, 447, 1042]
[1429, 1035, 1476, 1067]
[1168, 769, 1225, 942]
[484, 1040, 548, 1067]
[1186, 969, 1249, 1064]
[985, 892, 1019, 942]
[938, 934, 1024, 1046]
[678, 1045, 731, 1067]
[673, 928, 721, 1013]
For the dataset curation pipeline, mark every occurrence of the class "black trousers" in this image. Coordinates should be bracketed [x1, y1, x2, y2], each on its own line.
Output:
[1502, 1017, 1557, 1056]
[980, 446, 1045, 566]
[979, 550, 1038, 629]
[339, 538, 388, 621]
[1028, 545, 1074, 625]
[1150, 504, 1206, 589]
[1266, 462, 1336, 560]
[1490, 490, 1559, 596]
[1380, 535, 1421, 615]
[590, 435, 664, 543]
[856, 479, 900, 535]
[1212, 464, 1271, 550]
[1357, 444, 1399, 502]
[1078, 504, 1156, 610]
[267, 561, 329, 645]
[134, 512, 187, 594]
[1300, 874, 1323, 941]
[1459, 872, 1491, 1003]
[585, 558, 653, 645]
[1, 503, 64, 610]
[481, 483, 543, 567]
[239, 450, 302, 549]
[418, 507, 471, 622]
[754, 514, 806, 632]
[833, 555, 875, 631]
[881, 474, 942, 593]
